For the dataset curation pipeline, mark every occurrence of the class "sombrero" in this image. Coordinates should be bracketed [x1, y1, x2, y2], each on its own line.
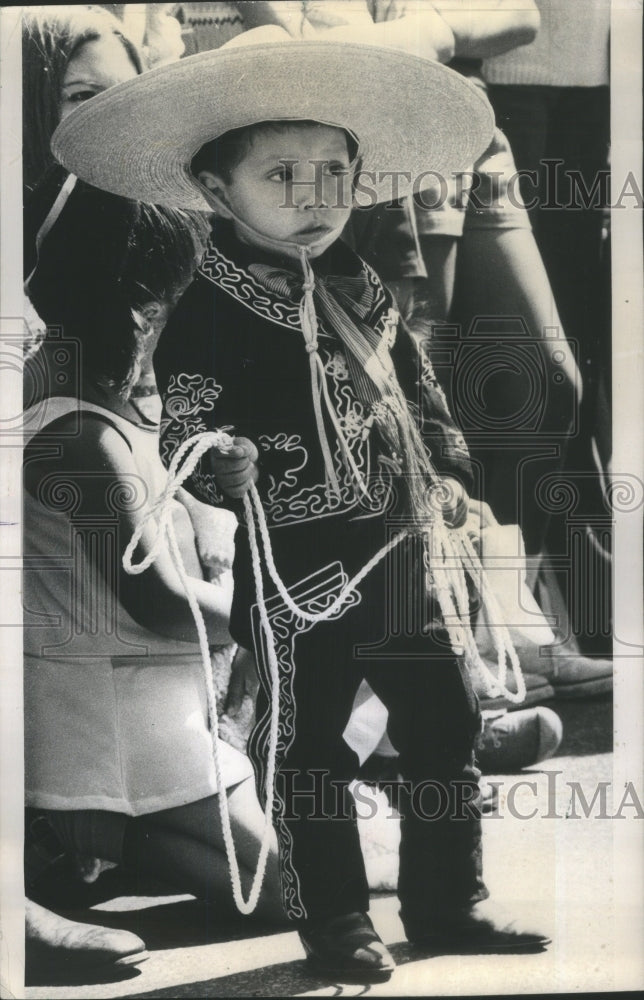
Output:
[51, 27, 495, 211]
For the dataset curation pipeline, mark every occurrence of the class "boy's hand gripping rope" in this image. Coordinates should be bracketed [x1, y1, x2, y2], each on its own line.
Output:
[123, 431, 273, 915]
[123, 430, 525, 915]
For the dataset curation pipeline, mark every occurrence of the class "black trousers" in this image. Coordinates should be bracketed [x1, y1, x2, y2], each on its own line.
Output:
[239, 522, 488, 935]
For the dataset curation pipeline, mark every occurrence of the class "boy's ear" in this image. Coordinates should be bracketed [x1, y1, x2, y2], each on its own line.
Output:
[197, 170, 233, 218]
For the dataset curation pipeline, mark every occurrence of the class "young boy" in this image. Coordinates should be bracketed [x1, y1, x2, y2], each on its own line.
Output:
[52, 28, 548, 979]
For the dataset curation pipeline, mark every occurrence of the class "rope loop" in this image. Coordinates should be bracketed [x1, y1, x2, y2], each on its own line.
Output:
[122, 429, 235, 576]
[122, 430, 526, 914]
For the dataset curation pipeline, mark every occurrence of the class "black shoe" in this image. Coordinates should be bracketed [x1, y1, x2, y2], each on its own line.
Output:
[300, 911, 395, 981]
[408, 904, 551, 954]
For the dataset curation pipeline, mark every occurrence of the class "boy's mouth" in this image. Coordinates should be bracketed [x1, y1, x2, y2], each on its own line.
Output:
[296, 222, 335, 240]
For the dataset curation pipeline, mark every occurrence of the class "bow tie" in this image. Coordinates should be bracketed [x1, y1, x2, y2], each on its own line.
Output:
[248, 263, 376, 324]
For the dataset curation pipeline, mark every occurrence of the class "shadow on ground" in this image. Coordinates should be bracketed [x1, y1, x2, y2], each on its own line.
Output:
[42, 894, 283, 952]
[26, 961, 145, 990]
[119, 942, 438, 998]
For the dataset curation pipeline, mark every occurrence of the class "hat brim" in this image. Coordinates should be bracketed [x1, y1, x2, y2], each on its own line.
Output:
[51, 41, 494, 210]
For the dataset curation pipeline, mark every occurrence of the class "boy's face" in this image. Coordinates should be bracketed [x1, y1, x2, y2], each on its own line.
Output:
[203, 123, 355, 259]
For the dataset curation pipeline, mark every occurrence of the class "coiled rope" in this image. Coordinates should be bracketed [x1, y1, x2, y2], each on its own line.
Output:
[123, 427, 525, 915]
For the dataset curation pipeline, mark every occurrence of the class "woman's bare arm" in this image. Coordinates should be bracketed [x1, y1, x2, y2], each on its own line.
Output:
[24, 414, 233, 644]
[431, 0, 540, 59]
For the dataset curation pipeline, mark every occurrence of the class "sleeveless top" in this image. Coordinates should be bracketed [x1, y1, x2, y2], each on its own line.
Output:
[483, 0, 610, 88]
[23, 396, 252, 816]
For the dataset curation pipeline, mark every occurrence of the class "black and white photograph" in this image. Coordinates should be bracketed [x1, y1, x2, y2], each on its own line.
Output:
[1, 2, 642, 997]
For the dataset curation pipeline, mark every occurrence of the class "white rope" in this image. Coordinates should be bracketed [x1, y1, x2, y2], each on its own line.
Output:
[122, 430, 525, 915]
[247, 468, 525, 705]
[458, 530, 527, 703]
[286, 250, 522, 695]
[313, 349, 373, 500]
[123, 429, 276, 913]
[244, 483, 406, 625]
[122, 430, 236, 576]
[298, 260, 341, 498]
[298, 249, 372, 501]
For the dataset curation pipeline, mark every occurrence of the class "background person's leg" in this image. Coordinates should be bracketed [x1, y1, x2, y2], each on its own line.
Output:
[450, 225, 580, 556]
[488, 83, 612, 655]
[45, 784, 285, 923]
[123, 779, 285, 922]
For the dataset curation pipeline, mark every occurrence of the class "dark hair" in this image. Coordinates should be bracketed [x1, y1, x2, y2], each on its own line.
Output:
[25, 167, 210, 398]
[191, 119, 360, 183]
[22, 5, 143, 194]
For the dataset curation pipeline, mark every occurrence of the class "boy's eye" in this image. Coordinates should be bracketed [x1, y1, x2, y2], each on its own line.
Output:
[267, 165, 293, 182]
[325, 162, 351, 177]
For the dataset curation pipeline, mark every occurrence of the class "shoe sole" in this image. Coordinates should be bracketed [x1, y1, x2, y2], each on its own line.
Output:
[305, 954, 394, 982]
[411, 936, 551, 955]
[114, 951, 149, 968]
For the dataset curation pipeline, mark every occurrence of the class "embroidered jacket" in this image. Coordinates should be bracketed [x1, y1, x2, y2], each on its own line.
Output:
[154, 222, 472, 531]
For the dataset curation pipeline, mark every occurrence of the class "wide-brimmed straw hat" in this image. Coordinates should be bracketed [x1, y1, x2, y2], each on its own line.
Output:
[51, 26, 495, 211]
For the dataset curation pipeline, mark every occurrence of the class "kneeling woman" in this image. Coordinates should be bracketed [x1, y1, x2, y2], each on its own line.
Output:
[23, 170, 283, 922]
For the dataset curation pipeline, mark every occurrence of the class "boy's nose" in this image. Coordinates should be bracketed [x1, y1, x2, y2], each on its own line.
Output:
[291, 167, 338, 211]
[294, 186, 328, 212]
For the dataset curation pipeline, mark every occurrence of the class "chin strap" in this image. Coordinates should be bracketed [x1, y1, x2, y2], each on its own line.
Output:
[24, 172, 78, 294]
[296, 246, 374, 499]
[297, 247, 341, 497]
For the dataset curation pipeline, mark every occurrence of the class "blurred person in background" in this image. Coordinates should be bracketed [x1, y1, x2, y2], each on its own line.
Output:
[483, 0, 613, 658]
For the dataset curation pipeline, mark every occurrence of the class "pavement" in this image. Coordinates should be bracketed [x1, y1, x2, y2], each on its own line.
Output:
[24, 696, 643, 997]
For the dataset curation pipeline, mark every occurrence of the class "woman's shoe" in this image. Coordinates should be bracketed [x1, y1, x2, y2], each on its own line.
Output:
[520, 646, 613, 698]
[25, 899, 148, 985]
[476, 706, 563, 773]
[299, 911, 395, 981]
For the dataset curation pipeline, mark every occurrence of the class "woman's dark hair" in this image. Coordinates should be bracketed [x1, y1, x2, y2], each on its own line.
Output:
[191, 119, 361, 183]
[22, 5, 143, 194]
[25, 167, 210, 398]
